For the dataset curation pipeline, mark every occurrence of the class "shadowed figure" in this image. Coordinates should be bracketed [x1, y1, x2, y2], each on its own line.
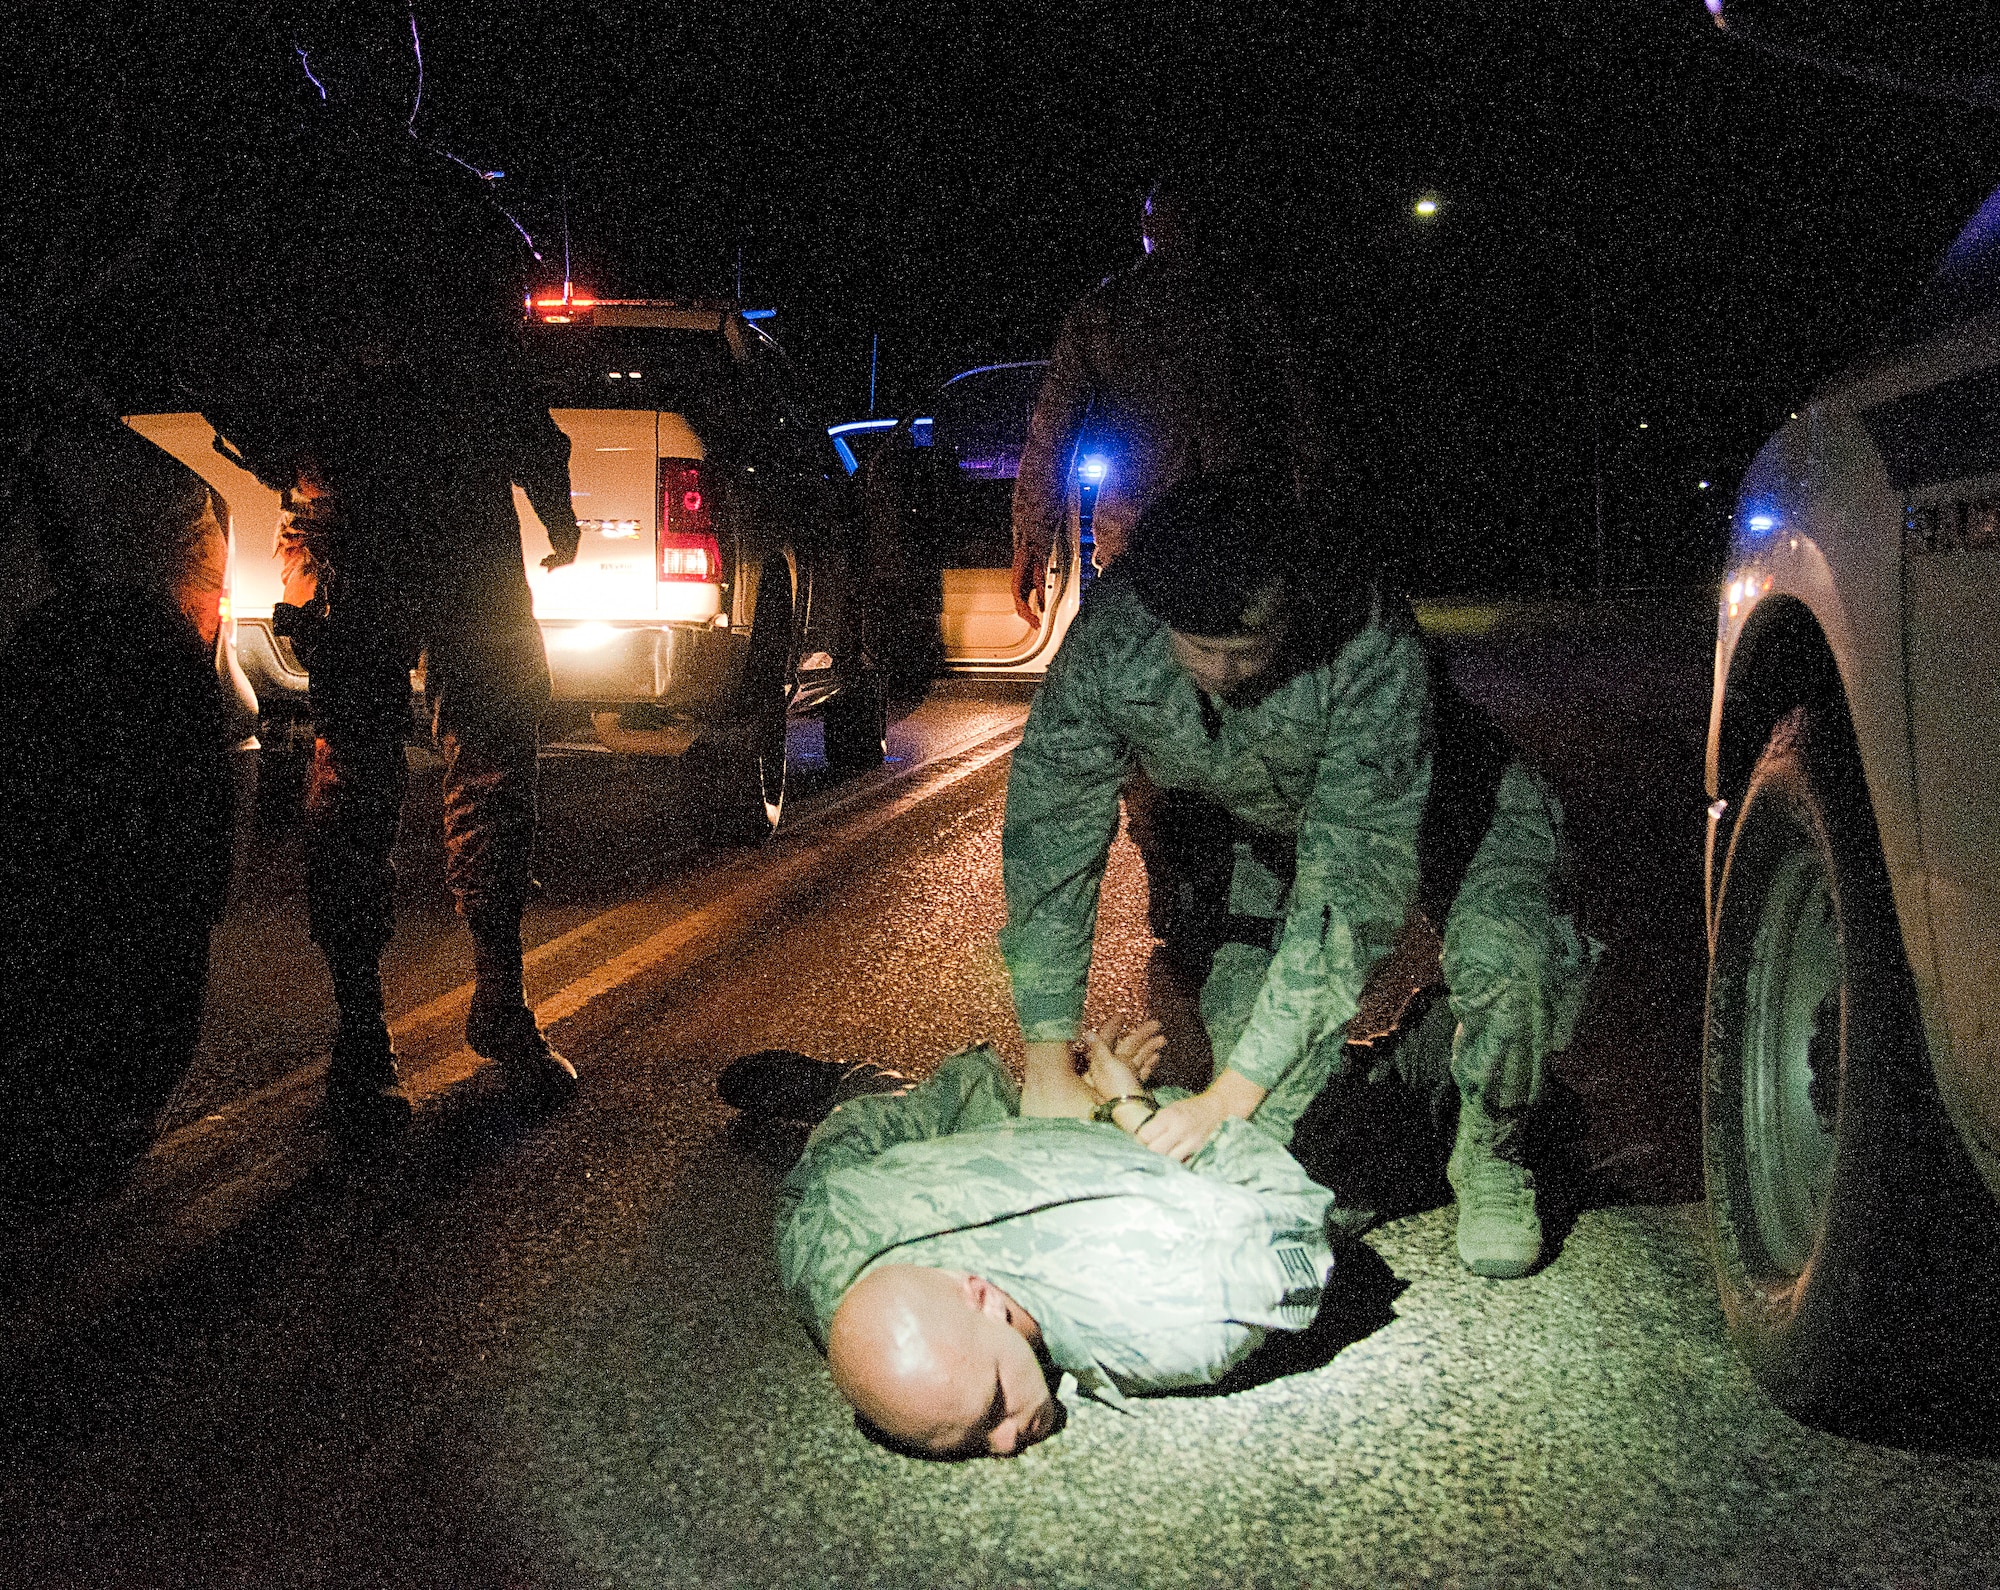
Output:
[190, 4, 584, 1145]
[0, 379, 238, 1210]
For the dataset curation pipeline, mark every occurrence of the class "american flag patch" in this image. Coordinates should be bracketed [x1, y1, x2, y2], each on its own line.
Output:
[1276, 1243, 1319, 1289]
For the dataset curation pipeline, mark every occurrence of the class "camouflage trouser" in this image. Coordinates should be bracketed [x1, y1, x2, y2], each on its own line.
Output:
[299, 471, 551, 961]
[1199, 763, 1600, 1146]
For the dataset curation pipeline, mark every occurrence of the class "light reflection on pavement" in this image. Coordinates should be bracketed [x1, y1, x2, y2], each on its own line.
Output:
[175, 684, 1030, 1130]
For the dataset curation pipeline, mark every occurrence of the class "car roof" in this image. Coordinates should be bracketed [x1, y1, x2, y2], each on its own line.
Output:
[941, 359, 1048, 388]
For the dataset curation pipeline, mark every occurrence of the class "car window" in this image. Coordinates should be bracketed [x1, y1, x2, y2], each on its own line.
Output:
[932, 363, 1047, 481]
[524, 325, 736, 411]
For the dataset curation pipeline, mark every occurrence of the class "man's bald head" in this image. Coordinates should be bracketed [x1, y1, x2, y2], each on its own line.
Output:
[826, 1266, 1056, 1458]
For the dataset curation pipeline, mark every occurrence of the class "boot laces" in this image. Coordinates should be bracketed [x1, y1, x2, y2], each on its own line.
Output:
[1456, 1119, 1532, 1208]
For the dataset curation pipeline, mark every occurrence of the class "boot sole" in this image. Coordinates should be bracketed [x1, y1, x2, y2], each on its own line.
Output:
[1460, 1250, 1540, 1280]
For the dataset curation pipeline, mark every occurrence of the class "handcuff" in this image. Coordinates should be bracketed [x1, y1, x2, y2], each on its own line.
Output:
[1090, 1089, 1159, 1126]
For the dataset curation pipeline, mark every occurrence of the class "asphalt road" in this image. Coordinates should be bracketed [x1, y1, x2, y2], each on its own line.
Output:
[3, 598, 1997, 1589]
[170, 681, 1034, 1129]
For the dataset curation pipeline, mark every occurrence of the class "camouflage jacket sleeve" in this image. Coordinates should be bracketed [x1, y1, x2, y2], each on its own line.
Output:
[1011, 297, 1097, 571]
[774, 1046, 1021, 1341]
[997, 609, 1131, 1041]
[1225, 623, 1433, 1093]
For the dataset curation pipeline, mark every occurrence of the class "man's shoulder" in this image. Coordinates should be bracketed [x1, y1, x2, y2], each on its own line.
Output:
[1068, 574, 1163, 652]
[1038, 578, 1173, 700]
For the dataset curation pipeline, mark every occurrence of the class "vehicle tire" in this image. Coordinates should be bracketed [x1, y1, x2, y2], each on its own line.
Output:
[704, 556, 793, 846]
[822, 667, 887, 776]
[1704, 704, 2000, 1445]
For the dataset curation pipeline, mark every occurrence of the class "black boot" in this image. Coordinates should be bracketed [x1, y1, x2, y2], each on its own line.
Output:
[466, 1001, 579, 1111]
[465, 911, 579, 1111]
[325, 1020, 412, 1148]
[717, 1051, 909, 1122]
[323, 948, 410, 1148]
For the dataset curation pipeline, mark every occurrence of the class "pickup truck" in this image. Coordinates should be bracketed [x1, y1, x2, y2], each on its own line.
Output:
[128, 299, 886, 841]
[1700, 0, 2000, 1441]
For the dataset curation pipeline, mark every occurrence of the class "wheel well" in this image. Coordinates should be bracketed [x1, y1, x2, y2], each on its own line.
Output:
[1717, 597, 1844, 813]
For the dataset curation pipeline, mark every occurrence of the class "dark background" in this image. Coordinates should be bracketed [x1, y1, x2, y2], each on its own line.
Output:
[7, 0, 1999, 590]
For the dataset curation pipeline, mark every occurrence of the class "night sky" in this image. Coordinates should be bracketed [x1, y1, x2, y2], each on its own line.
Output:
[8, 0, 2000, 585]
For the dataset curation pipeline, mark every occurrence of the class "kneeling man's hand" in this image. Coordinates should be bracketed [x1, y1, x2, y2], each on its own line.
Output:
[1136, 1069, 1266, 1163]
[1136, 1092, 1228, 1163]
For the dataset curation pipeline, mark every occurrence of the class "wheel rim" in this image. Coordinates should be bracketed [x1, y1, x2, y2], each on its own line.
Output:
[1739, 842, 1842, 1278]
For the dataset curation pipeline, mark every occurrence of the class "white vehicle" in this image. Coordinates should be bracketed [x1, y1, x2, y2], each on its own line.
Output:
[127, 299, 885, 840]
[1701, 2, 2000, 1438]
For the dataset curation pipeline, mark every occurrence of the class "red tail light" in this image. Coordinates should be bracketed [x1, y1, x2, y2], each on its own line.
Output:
[658, 459, 721, 582]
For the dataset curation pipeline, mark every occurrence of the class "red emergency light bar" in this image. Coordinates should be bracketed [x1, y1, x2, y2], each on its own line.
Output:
[528, 289, 599, 324]
[523, 293, 757, 325]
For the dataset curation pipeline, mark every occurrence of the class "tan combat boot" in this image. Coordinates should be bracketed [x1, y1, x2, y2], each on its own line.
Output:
[1446, 1101, 1542, 1279]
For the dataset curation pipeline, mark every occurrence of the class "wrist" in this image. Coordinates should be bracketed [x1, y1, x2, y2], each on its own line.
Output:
[1020, 1042, 1094, 1119]
[1090, 1089, 1158, 1131]
[1205, 1068, 1268, 1122]
[1023, 1039, 1080, 1084]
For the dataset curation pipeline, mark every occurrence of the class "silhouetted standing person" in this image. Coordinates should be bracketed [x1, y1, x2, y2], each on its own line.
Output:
[205, 9, 583, 1144]
[1009, 171, 1329, 627]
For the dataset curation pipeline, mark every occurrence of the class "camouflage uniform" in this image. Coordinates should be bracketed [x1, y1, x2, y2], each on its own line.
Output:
[1000, 577, 1597, 1149]
[776, 1045, 1337, 1407]
[273, 380, 562, 968]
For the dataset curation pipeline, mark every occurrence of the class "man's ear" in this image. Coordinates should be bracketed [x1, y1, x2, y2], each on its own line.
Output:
[961, 1274, 1004, 1323]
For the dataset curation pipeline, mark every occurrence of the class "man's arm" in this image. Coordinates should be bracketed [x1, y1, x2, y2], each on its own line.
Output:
[1010, 303, 1096, 625]
[1225, 618, 1432, 1093]
[1139, 618, 1433, 1161]
[775, 1046, 1017, 1234]
[998, 613, 1129, 1112]
[1019, 1040, 1096, 1119]
[513, 406, 582, 571]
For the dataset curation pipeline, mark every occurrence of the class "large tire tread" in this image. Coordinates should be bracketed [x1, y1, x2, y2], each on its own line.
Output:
[1704, 703, 2000, 1449]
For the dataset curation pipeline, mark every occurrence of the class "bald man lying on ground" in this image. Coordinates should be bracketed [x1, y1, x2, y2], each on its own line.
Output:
[740, 1020, 1341, 1457]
